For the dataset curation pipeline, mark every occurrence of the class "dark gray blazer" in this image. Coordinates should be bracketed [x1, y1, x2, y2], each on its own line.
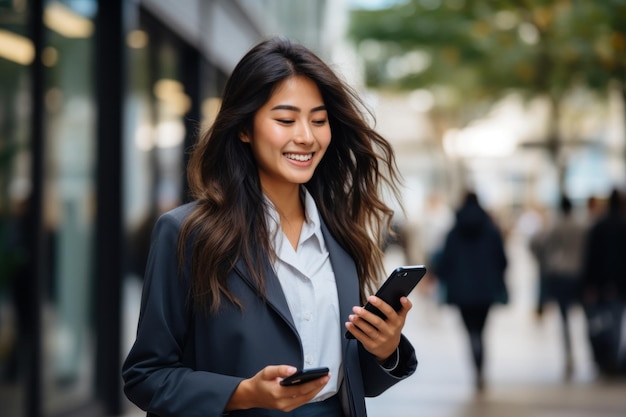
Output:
[122, 202, 417, 417]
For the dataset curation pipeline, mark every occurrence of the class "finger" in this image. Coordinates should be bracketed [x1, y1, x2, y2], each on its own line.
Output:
[345, 320, 374, 344]
[282, 375, 330, 406]
[348, 317, 386, 347]
[366, 296, 397, 320]
[348, 312, 379, 336]
[398, 296, 413, 316]
[296, 376, 330, 401]
[351, 305, 385, 330]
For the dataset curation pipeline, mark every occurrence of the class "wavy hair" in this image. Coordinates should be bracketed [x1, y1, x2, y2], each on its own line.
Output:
[180, 37, 401, 313]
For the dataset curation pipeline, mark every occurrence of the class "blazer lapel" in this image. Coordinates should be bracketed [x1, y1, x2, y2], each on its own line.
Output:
[232, 222, 360, 346]
[232, 258, 297, 332]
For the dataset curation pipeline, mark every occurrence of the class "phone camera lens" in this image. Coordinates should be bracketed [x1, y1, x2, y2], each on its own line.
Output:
[402, 272, 407, 277]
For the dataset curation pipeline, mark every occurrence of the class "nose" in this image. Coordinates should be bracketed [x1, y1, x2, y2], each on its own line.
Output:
[294, 122, 314, 145]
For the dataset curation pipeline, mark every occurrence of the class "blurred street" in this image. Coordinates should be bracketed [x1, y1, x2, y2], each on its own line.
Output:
[121, 232, 626, 417]
[364, 236, 626, 417]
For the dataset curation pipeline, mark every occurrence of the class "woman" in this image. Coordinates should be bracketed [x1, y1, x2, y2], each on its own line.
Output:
[122, 37, 417, 417]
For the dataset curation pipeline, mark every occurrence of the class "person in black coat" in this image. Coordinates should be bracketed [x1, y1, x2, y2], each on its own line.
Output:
[581, 188, 626, 375]
[582, 188, 626, 305]
[435, 191, 508, 390]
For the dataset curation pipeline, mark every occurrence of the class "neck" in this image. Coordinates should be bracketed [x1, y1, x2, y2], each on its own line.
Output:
[264, 185, 305, 250]
[264, 185, 303, 219]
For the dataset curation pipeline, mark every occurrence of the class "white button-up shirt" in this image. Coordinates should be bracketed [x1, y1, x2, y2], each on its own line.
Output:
[266, 189, 342, 402]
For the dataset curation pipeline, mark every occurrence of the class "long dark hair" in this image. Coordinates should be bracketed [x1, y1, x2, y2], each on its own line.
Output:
[180, 37, 401, 313]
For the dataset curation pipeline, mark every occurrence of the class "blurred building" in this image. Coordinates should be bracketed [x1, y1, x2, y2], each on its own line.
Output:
[0, 1, 344, 416]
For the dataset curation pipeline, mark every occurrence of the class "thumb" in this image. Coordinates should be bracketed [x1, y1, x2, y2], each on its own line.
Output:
[263, 365, 298, 381]
[278, 365, 298, 378]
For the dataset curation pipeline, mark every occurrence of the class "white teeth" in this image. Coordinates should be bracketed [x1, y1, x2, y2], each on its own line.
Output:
[284, 153, 313, 162]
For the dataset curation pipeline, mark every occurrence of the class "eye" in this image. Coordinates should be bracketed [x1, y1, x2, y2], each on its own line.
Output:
[276, 119, 294, 125]
[312, 119, 327, 126]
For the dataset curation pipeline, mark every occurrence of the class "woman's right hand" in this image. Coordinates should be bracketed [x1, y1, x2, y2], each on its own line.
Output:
[225, 365, 330, 412]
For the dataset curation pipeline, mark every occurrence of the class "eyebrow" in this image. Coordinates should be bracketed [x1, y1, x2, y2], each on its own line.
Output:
[270, 104, 327, 113]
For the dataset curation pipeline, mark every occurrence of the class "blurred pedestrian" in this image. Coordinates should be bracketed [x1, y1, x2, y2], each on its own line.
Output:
[582, 189, 626, 305]
[435, 191, 508, 390]
[527, 204, 551, 318]
[122, 37, 417, 417]
[581, 188, 626, 375]
[586, 195, 604, 223]
[531, 194, 587, 377]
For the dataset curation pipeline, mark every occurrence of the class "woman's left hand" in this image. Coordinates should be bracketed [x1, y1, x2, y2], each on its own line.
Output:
[344, 296, 412, 362]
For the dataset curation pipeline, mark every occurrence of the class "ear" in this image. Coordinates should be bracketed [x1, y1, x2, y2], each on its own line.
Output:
[239, 130, 251, 143]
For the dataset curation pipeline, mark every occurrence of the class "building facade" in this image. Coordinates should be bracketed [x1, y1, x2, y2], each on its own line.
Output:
[0, 1, 340, 416]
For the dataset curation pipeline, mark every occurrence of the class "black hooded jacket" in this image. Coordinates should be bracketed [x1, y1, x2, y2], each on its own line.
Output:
[436, 194, 508, 307]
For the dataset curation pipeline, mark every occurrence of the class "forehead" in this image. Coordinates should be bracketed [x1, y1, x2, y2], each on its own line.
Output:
[267, 75, 323, 103]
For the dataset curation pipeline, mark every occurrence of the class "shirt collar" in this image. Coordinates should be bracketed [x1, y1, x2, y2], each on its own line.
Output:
[300, 188, 323, 248]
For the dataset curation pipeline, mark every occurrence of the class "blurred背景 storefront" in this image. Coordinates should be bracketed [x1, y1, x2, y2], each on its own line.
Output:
[0, 1, 332, 416]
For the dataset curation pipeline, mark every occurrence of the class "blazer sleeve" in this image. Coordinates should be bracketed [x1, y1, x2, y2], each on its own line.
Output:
[121, 211, 242, 417]
[359, 334, 417, 397]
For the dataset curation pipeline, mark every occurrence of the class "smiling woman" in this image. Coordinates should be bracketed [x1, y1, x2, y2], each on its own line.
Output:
[121, 37, 418, 417]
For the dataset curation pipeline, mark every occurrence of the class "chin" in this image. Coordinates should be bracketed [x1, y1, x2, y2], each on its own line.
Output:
[289, 174, 315, 185]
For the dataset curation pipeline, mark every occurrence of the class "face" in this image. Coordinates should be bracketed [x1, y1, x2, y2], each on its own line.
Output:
[241, 75, 331, 195]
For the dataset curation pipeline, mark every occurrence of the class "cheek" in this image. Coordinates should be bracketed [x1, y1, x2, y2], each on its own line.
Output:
[261, 124, 291, 147]
[320, 128, 332, 150]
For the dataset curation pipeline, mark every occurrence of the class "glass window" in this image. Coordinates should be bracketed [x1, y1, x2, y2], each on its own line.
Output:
[124, 11, 190, 283]
[0, 1, 33, 415]
[40, 0, 98, 413]
[123, 11, 192, 359]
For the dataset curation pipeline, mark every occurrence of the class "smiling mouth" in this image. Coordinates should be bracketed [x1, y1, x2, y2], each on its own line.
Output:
[284, 153, 313, 162]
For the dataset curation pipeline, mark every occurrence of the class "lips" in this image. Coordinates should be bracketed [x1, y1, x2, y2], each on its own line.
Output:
[284, 153, 313, 162]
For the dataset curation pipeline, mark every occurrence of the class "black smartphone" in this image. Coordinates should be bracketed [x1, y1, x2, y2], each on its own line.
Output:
[345, 265, 427, 339]
[279, 367, 330, 386]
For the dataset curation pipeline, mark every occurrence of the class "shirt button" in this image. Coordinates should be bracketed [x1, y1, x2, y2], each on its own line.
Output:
[305, 355, 313, 365]
[304, 312, 312, 321]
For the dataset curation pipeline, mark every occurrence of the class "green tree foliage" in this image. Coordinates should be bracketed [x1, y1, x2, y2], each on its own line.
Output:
[349, 0, 626, 186]
[350, 0, 625, 99]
